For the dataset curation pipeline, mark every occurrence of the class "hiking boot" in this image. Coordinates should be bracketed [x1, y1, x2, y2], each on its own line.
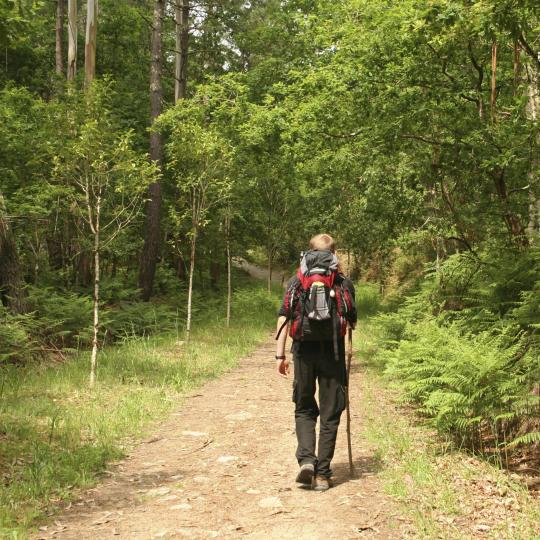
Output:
[295, 463, 315, 485]
[312, 476, 332, 492]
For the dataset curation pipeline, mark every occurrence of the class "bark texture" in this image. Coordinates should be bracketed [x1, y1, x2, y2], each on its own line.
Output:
[185, 231, 196, 341]
[55, 0, 65, 75]
[139, 0, 165, 301]
[67, 0, 77, 82]
[84, 0, 98, 88]
[225, 212, 231, 327]
[526, 53, 540, 237]
[89, 195, 101, 387]
[174, 0, 190, 102]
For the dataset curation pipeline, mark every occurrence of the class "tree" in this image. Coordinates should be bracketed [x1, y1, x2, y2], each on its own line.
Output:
[55, 0, 64, 75]
[67, 0, 77, 82]
[160, 102, 233, 340]
[174, 0, 189, 101]
[139, 0, 164, 301]
[84, 0, 98, 87]
[54, 85, 156, 385]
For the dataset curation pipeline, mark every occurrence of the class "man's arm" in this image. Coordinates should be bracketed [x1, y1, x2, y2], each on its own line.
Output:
[275, 316, 290, 377]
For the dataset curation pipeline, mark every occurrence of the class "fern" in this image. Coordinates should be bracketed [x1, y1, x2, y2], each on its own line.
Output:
[506, 432, 540, 448]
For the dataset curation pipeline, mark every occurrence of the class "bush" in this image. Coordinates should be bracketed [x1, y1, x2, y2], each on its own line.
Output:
[380, 319, 539, 448]
[27, 286, 93, 349]
[0, 308, 40, 363]
[369, 245, 540, 452]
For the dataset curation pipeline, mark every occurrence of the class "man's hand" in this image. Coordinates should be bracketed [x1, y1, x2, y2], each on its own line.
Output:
[276, 357, 290, 378]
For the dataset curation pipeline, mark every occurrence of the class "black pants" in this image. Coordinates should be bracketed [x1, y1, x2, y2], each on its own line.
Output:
[292, 339, 346, 478]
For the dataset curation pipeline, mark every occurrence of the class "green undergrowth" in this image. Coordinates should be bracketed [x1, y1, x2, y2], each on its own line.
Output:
[354, 248, 540, 454]
[0, 280, 280, 539]
[354, 322, 540, 539]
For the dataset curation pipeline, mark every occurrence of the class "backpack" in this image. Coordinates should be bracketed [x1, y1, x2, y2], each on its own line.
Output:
[277, 250, 354, 344]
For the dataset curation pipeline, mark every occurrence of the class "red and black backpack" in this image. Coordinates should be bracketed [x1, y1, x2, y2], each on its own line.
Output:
[277, 250, 354, 346]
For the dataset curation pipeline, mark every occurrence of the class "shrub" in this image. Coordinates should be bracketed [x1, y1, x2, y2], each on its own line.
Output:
[0, 308, 40, 363]
[380, 319, 539, 449]
[27, 287, 94, 349]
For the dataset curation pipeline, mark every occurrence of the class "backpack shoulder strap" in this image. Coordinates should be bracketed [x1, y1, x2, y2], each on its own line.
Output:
[275, 276, 301, 342]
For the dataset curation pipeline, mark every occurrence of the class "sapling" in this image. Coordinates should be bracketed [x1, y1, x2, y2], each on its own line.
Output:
[55, 85, 157, 385]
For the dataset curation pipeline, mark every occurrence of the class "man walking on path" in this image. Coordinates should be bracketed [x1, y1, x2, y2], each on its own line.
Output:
[275, 234, 357, 491]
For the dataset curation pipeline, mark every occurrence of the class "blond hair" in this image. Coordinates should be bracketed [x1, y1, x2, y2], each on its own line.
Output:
[309, 233, 336, 253]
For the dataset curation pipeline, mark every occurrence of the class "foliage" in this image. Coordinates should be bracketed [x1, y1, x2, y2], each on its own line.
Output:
[368, 247, 540, 451]
[0, 282, 279, 537]
[1, 0, 540, 504]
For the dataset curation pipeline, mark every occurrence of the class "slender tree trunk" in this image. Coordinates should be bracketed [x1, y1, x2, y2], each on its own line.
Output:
[67, 0, 77, 82]
[492, 169, 528, 246]
[139, 0, 164, 301]
[84, 0, 98, 88]
[526, 53, 540, 237]
[55, 0, 65, 75]
[174, 0, 189, 101]
[491, 40, 497, 122]
[186, 229, 197, 341]
[225, 212, 231, 327]
[513, 40, 521, 93]
[267, 251, 272, 293]
[0, 194, 28, 314]
[89, 196, 100, 387]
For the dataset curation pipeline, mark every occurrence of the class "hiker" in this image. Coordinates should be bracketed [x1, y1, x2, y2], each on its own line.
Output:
[275, 234, 357, 491]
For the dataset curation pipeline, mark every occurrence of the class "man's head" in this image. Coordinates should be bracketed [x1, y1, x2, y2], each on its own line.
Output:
[309, 233, 336, 253]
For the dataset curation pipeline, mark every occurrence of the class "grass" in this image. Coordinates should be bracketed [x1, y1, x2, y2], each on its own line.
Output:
[354, 320, 540, 539]
[0, 279, 280, 539]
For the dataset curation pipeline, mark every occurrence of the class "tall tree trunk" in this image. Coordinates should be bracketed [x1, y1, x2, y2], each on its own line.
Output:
[225, 212, 231, 327]
[525, 53, 540, 237]
[513, 40, 521, 93]
[267, 250, 273, 293]
[491, 40, 497, 122]
[84, 0, 98, 88]
[186, 229, 197, 341]
[89, 196, 100, 387]
[174, 0, 189, 101]
[55, 0, 64, 75]
[139, 0, 164, 301]
[0, 194, 27, 314]
[492, 169, 528, 246]
[67, 0, 77, 82]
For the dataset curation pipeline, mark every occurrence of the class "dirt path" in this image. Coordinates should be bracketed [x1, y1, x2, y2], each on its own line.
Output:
[35, 335, 407, 540]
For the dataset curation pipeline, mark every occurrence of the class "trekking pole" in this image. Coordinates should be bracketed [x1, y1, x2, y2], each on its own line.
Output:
[345, 326, 354, 474]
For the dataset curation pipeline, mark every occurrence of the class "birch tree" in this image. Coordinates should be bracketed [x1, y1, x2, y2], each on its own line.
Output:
[55, 86, 156, 385]
[525, 52, 540, 237]
[67, 0, 77, 82]
[224, 207, 232, 327]
[159, 107, 232, 340]
[55, 0, 65, 75]
[84, 0, 98, 88]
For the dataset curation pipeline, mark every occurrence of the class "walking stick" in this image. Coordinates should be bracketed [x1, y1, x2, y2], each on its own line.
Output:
[345, 326, 354, 474]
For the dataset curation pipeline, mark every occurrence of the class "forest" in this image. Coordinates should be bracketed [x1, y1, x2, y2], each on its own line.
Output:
[1, 0, 540, 537]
